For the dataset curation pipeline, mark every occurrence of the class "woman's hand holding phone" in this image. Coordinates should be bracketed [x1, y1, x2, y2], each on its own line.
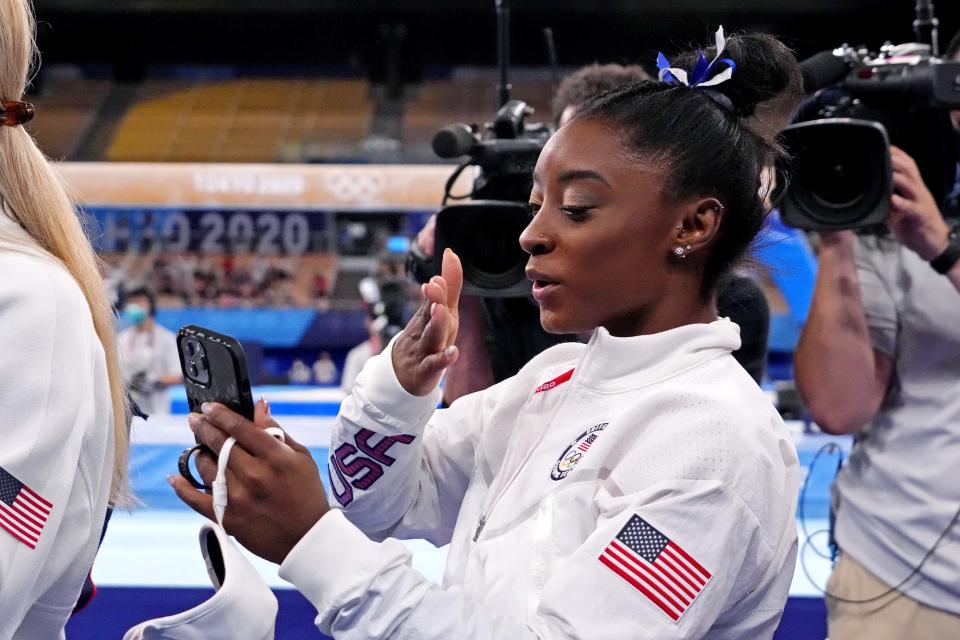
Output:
[392, 248, 463, 396]
[171, 398, 330, 564]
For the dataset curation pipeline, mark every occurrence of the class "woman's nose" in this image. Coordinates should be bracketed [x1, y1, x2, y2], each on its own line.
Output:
[519, 214, 552, 256]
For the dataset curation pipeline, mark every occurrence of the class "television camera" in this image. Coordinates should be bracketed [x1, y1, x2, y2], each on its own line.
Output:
[780, 0, 960, 231]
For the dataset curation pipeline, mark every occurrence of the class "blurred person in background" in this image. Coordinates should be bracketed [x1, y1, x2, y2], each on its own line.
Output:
[312, 351, 338, 385]
[118, 285, 182, 417]
[0, 0, 131, 635]
[793, 29, 960, 639]
[288, 359, 313, 385]
[339, 316, 384, 393]
[551, 63, 654, 127]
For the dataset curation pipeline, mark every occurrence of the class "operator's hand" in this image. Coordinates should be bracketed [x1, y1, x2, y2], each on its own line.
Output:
[818, 229, 856, 251]
[888, 146, 952, 261]
[393, 248, 462, 396]
[171, 399, 330, 564]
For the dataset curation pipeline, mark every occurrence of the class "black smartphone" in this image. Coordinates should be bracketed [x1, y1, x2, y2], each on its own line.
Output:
[177, 325, 255, 421]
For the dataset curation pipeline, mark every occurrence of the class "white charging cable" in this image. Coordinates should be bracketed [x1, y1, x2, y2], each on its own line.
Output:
[212, 427, 286, 528]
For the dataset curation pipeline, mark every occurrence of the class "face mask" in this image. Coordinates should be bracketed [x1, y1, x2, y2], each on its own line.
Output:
[123, 303, 148, 328]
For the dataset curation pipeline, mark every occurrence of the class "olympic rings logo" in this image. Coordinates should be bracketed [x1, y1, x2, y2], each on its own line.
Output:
[323, 171, 386, 203]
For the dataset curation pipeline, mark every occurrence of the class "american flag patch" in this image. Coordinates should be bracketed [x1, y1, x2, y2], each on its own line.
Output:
[599, 515, 712, 622]
[0, 466, 53, 549]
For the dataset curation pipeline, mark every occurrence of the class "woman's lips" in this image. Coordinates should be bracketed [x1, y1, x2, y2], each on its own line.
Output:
[531, 280, 559, 304]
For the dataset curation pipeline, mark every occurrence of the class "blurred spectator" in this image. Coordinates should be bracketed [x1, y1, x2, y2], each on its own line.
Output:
[101, 249, 332, 309]
[340, 317, 383, 393]
[118, 285, 182, 417]
[312, 352, 338, 385]
[287, 359, 313, 385]
[312, 272, 329, 297]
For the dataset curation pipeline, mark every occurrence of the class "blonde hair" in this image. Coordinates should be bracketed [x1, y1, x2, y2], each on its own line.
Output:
[0, 0, 130, 504]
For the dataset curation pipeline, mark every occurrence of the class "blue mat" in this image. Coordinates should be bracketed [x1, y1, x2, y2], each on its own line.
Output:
[65, 588, 825, 639]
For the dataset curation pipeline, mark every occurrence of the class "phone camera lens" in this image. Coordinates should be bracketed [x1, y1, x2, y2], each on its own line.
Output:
[188, 363, 199, 378]
[186, 341, 198, 357]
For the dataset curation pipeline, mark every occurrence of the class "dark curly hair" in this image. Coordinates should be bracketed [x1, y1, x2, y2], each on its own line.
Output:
[551, 63, 652, 125]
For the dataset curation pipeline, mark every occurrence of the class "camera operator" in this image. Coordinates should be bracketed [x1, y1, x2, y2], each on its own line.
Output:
[342, 269, 409, 393]
[794, 31, 960, 637]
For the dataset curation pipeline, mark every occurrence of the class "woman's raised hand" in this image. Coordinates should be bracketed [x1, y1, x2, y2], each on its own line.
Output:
[392, 249, 463, 396]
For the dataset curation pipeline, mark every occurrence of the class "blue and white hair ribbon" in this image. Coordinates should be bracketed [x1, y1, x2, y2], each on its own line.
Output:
[657, 26, 737, 88]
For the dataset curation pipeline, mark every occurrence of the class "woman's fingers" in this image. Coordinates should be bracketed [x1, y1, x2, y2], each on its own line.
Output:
[199, 403, 283, 459]
[419, 345, 459, 378]
[442, 249, 464, 311]
[252, 397, 280, 430]
[419, 302, 451, 353]
[170, 474, 216, 522]
[431, 275, 448, 305]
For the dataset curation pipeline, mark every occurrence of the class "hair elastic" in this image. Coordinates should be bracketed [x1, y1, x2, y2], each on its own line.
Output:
[701, 89, 735, 114]
[0, 100, 35, 127]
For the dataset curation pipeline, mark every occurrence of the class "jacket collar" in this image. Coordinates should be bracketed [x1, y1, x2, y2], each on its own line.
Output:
[573, 319, 742, 393]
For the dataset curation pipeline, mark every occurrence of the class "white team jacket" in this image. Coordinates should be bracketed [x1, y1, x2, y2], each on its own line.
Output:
[279, 319, 800, 639]
[0, 216, 115, 639]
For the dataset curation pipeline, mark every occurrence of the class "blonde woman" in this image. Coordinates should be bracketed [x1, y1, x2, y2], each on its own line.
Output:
[0, 0, 131, 636]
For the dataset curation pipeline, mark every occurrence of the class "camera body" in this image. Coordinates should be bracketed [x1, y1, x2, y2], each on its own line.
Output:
[780, 42, 960, 231]
[410, 99, 551, 297]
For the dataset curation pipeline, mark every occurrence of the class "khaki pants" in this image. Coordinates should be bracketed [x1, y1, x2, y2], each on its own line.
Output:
[826, 553, 960, 640]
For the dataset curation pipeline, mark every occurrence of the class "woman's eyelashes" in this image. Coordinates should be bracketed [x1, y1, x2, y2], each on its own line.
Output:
[559, 205, 594, 220]
[527, 202, 594, 221]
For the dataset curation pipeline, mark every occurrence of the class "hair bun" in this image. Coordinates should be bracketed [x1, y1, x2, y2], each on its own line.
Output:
[672, 33, 803, 120]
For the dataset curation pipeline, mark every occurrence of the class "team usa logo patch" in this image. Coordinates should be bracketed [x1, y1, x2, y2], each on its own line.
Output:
[549, 422, 608, 481]
[598, 515, 712, 622]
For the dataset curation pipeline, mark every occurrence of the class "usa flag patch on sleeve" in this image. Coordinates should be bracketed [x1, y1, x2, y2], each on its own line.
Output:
[598, 515, 712, 622]
[0, 466, 53, 550]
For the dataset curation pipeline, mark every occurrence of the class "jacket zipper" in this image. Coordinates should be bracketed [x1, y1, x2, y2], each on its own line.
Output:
[471, 359, 587, 543]
[473, 515, 487, 542]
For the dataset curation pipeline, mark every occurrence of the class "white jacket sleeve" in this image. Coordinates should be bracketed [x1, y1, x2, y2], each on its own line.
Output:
[329, 336, 502, 545]
[279, 477, 777, 639]
[0, 255, 110, 638]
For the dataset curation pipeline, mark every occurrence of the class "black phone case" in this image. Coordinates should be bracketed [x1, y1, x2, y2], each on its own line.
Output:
[177, 325, 255, 421]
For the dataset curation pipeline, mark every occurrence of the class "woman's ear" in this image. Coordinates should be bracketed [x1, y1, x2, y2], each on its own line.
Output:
[673, 198, 723, 258]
